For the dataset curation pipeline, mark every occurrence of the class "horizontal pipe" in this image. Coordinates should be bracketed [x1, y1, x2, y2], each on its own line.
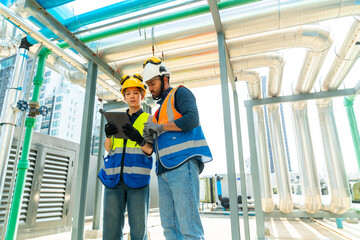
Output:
[57, 0, 260, 49]
[26, 0, 190, 44]
[35, 0, 74, 9]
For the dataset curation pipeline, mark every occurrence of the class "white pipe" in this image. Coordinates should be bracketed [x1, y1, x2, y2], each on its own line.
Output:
[253, 105, 274, 213]
[268, 104, 293, 213]
[0, 15, 21, 58]
[107, 25, 330, 97]
[0, 47, 28, 205]
[291, 101, 321, 213]
[322, 16, 360, 91]
[92, 0, 359, 68]
[317, 99, 351, 214]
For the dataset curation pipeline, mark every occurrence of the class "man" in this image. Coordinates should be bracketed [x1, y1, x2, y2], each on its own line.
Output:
[142, 57, 212, 240]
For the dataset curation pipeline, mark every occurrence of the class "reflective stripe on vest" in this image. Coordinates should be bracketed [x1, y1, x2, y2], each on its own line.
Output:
[104, 165, 152, 176]
[158, 139, 209, 157]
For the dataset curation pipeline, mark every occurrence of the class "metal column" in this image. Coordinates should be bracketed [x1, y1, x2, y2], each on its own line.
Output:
[217, 32, 241, 240]
[71, 60, 98, 240]
[233, 90, 251, 240]
[208, 0, 243, 238]
[245, 105, 266, 240]
[92, 112, 105, 230]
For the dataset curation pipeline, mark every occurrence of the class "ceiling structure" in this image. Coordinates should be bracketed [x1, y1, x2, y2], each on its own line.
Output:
[2, 0, 360, 103]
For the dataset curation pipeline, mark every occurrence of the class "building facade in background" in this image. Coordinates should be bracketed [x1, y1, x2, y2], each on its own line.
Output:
[0, 55, 101, 154]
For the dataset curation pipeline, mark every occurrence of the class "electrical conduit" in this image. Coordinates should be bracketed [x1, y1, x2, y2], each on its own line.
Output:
[5, 47, 51, 240]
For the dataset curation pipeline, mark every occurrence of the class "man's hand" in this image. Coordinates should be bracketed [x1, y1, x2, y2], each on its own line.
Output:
[143, 129, 154, 144]
[122, 124, 146, 146]
[105, 123, 117, 138]
[144, 122, 165, 136]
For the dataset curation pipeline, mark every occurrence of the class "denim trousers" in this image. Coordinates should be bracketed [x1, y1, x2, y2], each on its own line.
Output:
[157, 159, 204, 240]
[103, 181, 149, 240]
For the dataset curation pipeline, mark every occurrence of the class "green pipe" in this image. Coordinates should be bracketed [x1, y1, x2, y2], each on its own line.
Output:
[5, 48, 51, 240]
[344, 97, 360, 173]
[346, 95, 356, 102]
[57, 0, 260, 49]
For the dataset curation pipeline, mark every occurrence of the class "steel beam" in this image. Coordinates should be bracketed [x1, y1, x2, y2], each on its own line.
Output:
[245, 88, 356, 107]
[71, 60, 98, 240]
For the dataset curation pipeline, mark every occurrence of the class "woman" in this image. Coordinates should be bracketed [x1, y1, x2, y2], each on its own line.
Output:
[98, 74, 153, 240]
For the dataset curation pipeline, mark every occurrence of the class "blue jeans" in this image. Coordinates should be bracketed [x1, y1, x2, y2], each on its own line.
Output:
[157, 159, 204, 240]
[103, 181, 149, 240]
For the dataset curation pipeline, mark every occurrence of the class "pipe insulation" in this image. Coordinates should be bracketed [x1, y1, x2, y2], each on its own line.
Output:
[268, 104, 293, 213]
[317, 99, 351, 214]
[0, 15, 21, 57]
[292, 101, 322, 213]
[322, 17, 360, 91]
[253, 105, 275, 213]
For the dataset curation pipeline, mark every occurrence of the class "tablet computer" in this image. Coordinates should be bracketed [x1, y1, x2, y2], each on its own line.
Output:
[100, 109, 130, 139]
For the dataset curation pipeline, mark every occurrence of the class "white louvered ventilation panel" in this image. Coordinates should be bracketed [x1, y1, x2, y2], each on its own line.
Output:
[36, 153, 70, 222]
[0, 146, 37, 225]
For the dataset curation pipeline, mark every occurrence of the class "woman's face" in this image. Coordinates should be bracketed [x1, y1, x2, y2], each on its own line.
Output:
[124, 87, 143, 108]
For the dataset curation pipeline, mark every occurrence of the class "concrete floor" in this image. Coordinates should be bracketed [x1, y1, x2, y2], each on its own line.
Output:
[26, 211, 360, 240]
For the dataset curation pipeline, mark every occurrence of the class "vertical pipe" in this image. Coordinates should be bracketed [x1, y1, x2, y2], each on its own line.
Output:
[317, 99, 351, 214]
[292, 101, 321, 213]
[71, 60, 98, 240]
[0, 45, 43, 240]
[253, 106, 274, 213]
[216, 32, 241, 240]
[233, 90, 250, 240]
[0, 42, 31, 210]
[268, 104, 293, 213]
[245, 105, 265, 240]
[92, 108, 105, 230]
[5, 47, 51, 240]
[344, 97, 360, 173]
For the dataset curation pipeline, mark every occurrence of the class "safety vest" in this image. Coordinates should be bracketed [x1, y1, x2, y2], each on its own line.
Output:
[98, 112, 153, 188]
[153, 86, 212, 171]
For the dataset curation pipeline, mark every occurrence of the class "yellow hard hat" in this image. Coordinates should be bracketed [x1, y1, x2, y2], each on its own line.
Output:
[120, 74, 146, 95]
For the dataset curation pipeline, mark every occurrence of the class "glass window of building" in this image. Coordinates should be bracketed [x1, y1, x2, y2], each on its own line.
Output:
[54, 112, 61, 119]
[40, 93, 45, 99]
[52, 121, 59, 127]
[41, 86, 46, 91]
[45, 98, 53, 105]
[44, 78, 50, 83]
[55, 104, 61, 110]
[51, 129, 58, 136]
[41, 122, 49, 129]
[45, 71, 51, 77]
[56, 96, 63, 102]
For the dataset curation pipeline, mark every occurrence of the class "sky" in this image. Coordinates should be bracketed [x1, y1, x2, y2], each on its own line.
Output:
[66, 1, 360, 180]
